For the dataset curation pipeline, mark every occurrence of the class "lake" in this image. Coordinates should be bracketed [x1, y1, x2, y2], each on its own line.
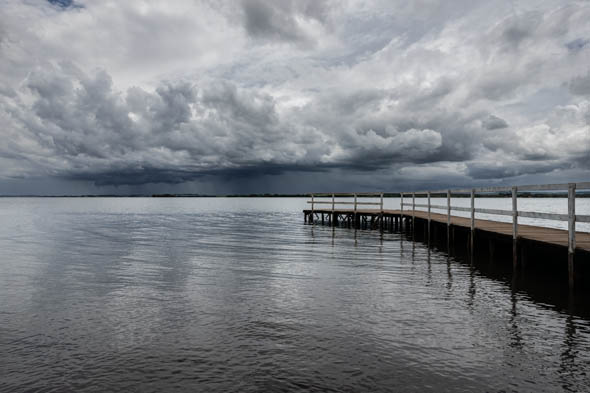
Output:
[1, 197, 589, 392]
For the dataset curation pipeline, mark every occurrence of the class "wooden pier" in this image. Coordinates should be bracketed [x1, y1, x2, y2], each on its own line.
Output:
[303, 182, 590, 291]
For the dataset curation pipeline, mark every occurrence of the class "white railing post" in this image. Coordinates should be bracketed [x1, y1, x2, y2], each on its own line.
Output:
[380, 192, 384, 231]
[447, 189, 451, 251]
[470, 189, 475, 254]
[412, 192, 416, 233]
[400, 192, 404, 229]
[331, 193, 335, 227]
[469, 188, 475, 259]
[354, 193, 358, 229]
[310, 193, 315, 223]
[470, 189, 475, 229]
[427, 191, 431, 242]
[512, 186, 517, 267]
[568, 183, 576, 290]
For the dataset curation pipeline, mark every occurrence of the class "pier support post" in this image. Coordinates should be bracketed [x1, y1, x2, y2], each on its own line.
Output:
[354, 193, 359, 229]
[520, 243, 527, 273]
[470, 189, 475, 259]
[311, 194, 315, 224]
[331, 193, 335, 226]
[451, 226, 455, 255]
[512, 187, 518, 269]
[427, 191, 431, 245]
[568, 183, 576, 291]
[446, 190, 451, 253]
[400, 193, 404, 231]
[380, 193, 384, 232]
[412, 193, 416, 238]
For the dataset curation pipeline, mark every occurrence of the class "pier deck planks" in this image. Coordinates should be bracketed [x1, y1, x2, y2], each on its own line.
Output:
[303, 208, 590, 252]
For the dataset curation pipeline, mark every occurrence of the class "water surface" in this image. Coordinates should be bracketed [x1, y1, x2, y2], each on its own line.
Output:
[1, 198, 589, 392]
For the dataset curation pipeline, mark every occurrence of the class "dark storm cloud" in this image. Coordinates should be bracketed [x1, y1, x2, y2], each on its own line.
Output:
[566, 38, 589, 52]
[482, 115, 508, 130]
[47, 0, 82, 10]
[2, 60, 469, 186]
[569, 70, 590, 96]
[47, 0, 73, 8]
[466, 160, 571, 180]
[64, 163, 330, 186]
[240, 0, 327, 44]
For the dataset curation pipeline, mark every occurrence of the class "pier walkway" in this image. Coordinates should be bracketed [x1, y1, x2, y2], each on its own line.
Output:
[303, 208, 590, 252]
[303, 182, 590, 291]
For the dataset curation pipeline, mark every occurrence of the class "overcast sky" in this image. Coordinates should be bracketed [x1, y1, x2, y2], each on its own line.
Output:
[0, 0, 589, 195]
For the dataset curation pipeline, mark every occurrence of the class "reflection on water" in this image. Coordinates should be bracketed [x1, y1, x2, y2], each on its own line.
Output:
[0, 198, 589, 392]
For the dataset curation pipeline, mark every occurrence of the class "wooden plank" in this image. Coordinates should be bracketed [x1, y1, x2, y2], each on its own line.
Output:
[302, 208, 590, 252]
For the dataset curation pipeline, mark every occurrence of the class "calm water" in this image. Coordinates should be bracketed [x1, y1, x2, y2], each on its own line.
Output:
[1, 198, 589, 392]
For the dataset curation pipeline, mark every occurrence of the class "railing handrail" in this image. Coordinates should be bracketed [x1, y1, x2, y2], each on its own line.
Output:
[308, 192, 384, 214]
[403, 181, 590, 196]
[396, 181, 584, 282]
[398, 202, 589, 221]
[310, 192, 384, 197]
[307, 182, 588, 269]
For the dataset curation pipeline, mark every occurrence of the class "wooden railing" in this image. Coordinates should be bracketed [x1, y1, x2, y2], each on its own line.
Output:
[307, 182, 588, 289]
[400, 182, 590, 287]
[307, 193, 384, 214]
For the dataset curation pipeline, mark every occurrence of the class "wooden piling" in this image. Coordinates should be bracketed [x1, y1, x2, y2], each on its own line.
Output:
[470, 189, 475, 258]
[568, 183, 576, 291]
[427, 191, 431, 244]
[412, 193, 416, 237]
[400, 193, 404, 231]
[380, 193, 384, 232]
[447, 190, 451, 253]
[310, 194, 315, 224]
[512, 186, 518, 269]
